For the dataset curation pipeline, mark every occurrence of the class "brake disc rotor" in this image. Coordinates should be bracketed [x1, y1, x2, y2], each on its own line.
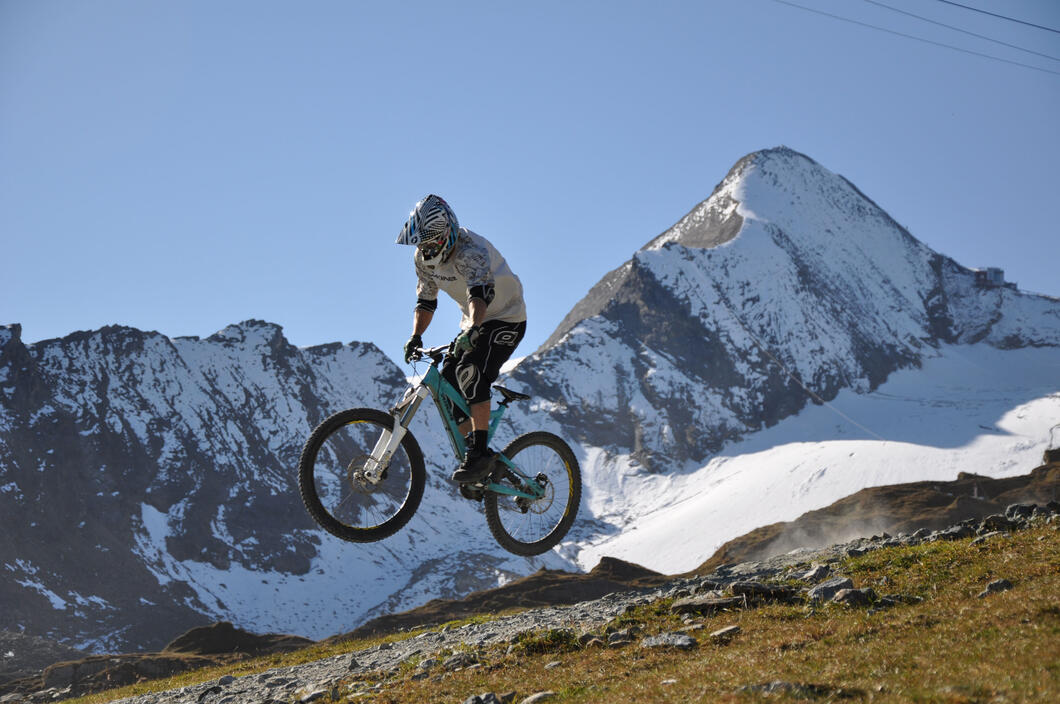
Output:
[346, 454, 378, 494]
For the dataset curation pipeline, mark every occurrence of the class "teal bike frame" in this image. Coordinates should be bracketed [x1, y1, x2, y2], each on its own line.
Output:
[388, 347, 545, 501]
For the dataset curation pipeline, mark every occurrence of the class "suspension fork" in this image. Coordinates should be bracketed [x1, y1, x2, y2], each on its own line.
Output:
[362, 384, 428, 484]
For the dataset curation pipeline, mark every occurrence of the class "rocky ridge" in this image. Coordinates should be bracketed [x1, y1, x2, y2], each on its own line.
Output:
[6, 500, 1055, 704]
[694, 459, 1060, 574]
[0, 320, 563, 652]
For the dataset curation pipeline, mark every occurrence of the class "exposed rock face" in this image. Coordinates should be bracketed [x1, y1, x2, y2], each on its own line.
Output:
[511, 147, 1060, 470]
[0, 631, 87, 685]
[1, 320, 535, 652]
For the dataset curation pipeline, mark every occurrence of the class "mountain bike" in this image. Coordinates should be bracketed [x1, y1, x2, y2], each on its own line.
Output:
[297, 345, 581, 556]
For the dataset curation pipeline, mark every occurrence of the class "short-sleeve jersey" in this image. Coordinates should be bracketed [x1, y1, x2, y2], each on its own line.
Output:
[415, 228, 526, 329]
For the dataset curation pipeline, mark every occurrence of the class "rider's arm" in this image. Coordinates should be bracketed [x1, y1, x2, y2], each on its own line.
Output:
[468, 297, 487, 327]
[413, 304, 434, 335]
[414, 254, 439, 335]
[456, 238, 494, 329]
[466, 285, 494, 328]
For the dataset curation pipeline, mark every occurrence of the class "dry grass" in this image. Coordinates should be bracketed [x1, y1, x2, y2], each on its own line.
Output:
[70, 524, 1059, 704]
[357, 524, 1060, 703]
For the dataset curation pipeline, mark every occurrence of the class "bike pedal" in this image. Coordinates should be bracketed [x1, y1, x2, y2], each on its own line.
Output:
[459, 484, 484, 502]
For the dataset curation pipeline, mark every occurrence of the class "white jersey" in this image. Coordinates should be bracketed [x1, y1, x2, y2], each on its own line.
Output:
[415, 228, 526, 329]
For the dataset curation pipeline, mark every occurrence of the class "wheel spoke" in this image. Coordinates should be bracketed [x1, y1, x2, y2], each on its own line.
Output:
[299, 409, 425, 543]
[484, 433, 581, 556]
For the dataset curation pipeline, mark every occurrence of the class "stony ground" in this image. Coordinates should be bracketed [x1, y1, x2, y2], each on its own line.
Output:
[12, 501, 1053, 704]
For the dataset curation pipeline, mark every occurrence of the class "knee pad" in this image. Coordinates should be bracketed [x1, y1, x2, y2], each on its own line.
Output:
[456, 362, 488, 404]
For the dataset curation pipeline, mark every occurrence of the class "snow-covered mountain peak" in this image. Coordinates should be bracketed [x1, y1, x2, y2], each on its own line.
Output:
[204, 319, 286, 348]
[646, 146, 919, 256]
[517, 147, 1060, 473]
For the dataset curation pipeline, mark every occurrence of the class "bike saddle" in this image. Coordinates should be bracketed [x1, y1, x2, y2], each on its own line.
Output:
[493, 385, 531, 404]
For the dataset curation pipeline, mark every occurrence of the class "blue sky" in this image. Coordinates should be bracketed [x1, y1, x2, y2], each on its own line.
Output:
[3, 0, 1058, 367]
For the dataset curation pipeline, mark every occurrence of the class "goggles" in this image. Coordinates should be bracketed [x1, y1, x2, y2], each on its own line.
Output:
[418, 228, 450, 259]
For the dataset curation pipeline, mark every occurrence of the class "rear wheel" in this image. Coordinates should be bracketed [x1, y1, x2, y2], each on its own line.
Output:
[484, 432, 581, 556]
[298, 408, 425, 542]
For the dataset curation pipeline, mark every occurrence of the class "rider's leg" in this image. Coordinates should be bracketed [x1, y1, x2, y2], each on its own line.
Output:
[468, 401, 491, 458]
[451, 320, 526, 483]
[469, 402, 490, 433]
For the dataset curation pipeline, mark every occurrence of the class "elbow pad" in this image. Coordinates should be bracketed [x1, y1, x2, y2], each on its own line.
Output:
[415, 297, 438, 313]
[467, 284, 495, 306]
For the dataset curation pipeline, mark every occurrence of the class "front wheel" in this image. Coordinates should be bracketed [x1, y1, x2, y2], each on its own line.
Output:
[298, 408, 426, 542]
[484, 432, 581, 556]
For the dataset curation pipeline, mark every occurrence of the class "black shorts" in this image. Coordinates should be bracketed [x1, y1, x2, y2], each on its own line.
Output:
[442, 320, 526, 417]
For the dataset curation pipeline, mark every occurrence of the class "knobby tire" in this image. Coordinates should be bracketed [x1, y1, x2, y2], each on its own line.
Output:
[484, 431, 581, 556]
[298, 408, 426, 542]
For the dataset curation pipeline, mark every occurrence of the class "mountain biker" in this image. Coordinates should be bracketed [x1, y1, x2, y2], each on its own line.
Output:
[396, 194, 527, 485]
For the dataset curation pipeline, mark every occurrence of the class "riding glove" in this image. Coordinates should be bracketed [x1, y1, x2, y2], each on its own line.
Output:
[403, 334, 423, 363]
[454, 326, 481, 353]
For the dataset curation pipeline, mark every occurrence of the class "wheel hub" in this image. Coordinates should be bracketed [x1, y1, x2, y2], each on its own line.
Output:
[346, 454, 379, 493]
[515, 473, 553, 514]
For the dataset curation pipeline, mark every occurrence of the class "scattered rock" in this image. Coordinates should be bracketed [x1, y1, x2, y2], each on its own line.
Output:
[710, 625, 741, 643]
[670, 595, 744, 616]
[519, 692, 556, 704]
[971, 531, 1003, 545]
[641, 632, 697, 650]
[977, 579, 1014, 598]
[731, 581, 796, 602]
[934, 524, 976, 541]
[832, 588, 876, 607]
[801, 564, 831, 582]
[807, 577, 854, 602]
[296, 687, 329, 703]
[463, 693, 503, 704]
[443, 652, 478, 671]
[1005, 503, 1037, 520]
[981, 514, 1017, 532]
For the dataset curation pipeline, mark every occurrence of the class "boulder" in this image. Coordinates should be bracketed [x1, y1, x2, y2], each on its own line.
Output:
[807, 577, 854, 602]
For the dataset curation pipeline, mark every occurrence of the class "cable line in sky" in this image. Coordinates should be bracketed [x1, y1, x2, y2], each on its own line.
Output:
[862, 0, 1060, 63]
[770, 0, 1060, 77]
[930, 0, 1060, 35]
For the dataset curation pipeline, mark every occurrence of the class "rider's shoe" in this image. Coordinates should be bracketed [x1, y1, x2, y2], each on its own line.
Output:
[451, 446, 497, 484]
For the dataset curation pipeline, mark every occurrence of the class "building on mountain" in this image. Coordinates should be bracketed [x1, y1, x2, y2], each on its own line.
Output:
[974, 267, 1018, 290]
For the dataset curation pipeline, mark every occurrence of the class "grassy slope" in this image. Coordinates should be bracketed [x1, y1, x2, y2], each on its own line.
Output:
[74, 522, 1059, 704]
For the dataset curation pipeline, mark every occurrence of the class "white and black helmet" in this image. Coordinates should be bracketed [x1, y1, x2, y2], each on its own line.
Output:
[396, 194, 459, 265]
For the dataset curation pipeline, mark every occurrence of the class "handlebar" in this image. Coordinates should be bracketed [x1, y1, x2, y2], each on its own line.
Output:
[410, 344, 449, 365]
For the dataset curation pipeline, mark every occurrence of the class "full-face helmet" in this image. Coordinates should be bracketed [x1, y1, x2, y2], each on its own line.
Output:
[395, 194, 459, 265]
